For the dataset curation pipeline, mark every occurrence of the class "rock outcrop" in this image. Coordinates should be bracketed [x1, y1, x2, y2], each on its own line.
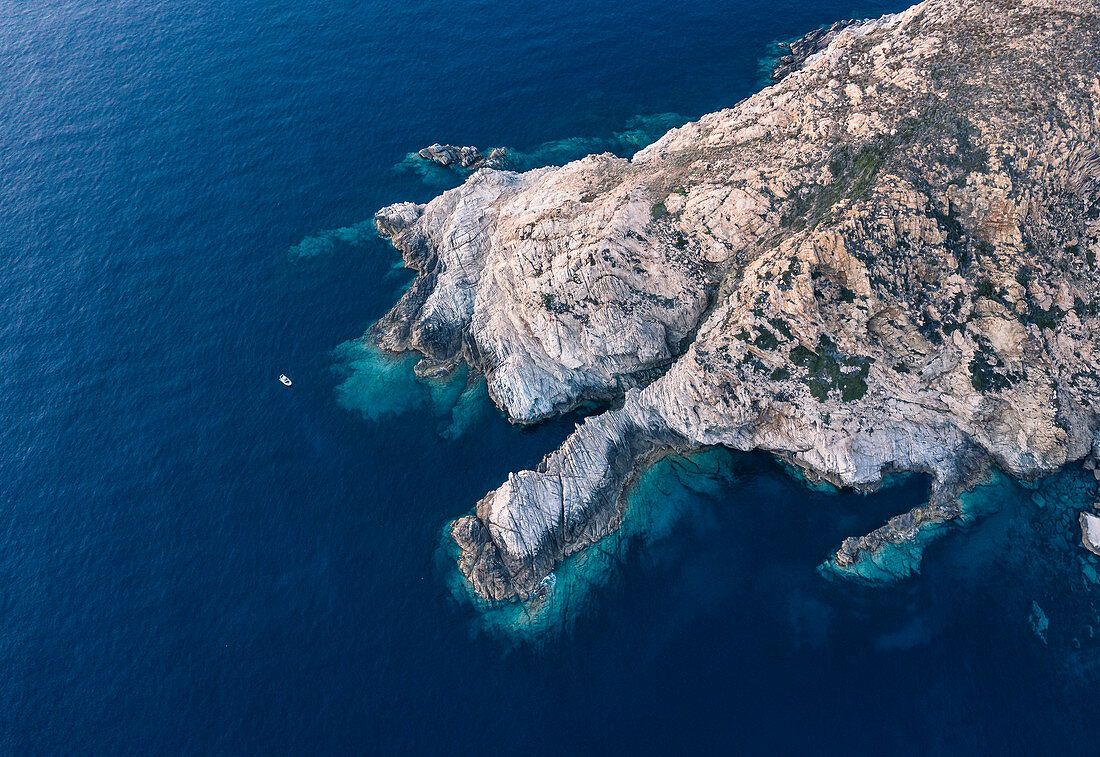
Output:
[1081, 511, 1100, 556]
[417, 143, 507, 171]
[372, 0, 1100, 601]
[771, 19, 862, 83]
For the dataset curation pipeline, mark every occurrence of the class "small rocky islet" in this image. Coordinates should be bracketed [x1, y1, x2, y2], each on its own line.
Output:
[415, 143, 508, 172]
[370, 0, 1100, 602]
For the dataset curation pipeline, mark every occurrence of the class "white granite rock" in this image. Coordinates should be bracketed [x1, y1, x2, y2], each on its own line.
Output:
[1080, 512, 1100, 557]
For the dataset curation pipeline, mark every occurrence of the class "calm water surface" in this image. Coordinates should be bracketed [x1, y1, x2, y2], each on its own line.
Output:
[3, 1, 1097, 753]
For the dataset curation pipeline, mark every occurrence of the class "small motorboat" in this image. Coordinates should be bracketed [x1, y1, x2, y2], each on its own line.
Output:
[279, 374, 293, 387]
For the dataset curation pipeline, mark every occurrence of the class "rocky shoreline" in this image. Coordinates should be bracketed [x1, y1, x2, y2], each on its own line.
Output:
[372, 0, 1100, 602]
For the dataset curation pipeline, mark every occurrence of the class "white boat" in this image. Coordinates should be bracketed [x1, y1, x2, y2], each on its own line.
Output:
[279, 374, 292, 386]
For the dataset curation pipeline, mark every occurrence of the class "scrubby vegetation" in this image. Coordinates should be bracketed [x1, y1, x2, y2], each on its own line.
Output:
[789, 334, 872, 402]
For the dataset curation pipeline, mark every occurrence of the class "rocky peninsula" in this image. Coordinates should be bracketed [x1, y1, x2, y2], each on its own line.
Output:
[372, 0, 1100, 601]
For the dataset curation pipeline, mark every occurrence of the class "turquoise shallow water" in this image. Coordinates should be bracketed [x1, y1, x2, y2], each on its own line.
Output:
[5, 0, 1100, 753]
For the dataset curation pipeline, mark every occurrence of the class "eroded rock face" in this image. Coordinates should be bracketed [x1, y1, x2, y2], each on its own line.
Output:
[374, 0, 1100, 601]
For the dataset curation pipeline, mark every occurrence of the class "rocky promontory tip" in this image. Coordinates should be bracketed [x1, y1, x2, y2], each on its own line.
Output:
[374, 0, 1100, 602]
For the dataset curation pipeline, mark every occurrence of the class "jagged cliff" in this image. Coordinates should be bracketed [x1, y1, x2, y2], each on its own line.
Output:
[372, 0, 1100, 601]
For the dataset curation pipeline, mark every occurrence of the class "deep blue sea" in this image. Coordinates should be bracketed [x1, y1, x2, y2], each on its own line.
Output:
[4, 1, 1100, 753]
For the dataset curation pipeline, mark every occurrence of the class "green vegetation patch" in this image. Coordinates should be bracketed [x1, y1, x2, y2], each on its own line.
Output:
[753, 325, 779, 351]
[1075, 296, 1099, 317]
[1024, 303, 1062, 330]
[789, 334, 872, 402]
[968, 336, 1024, 393]
[768, 317, 794, 340]
[780, 121, 924, 231]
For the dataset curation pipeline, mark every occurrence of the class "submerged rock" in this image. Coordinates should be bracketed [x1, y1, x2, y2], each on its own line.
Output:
[372, 0, 1100, 602]
[1030, 600, 1049, 643]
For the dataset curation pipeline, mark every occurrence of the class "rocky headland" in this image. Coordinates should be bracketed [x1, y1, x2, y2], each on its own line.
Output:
[372, 0, 1100, 601]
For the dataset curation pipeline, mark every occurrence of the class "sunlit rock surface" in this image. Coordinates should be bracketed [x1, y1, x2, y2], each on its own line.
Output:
[373, 0, 1100, 601]
[1080, 511, 1100, 556]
